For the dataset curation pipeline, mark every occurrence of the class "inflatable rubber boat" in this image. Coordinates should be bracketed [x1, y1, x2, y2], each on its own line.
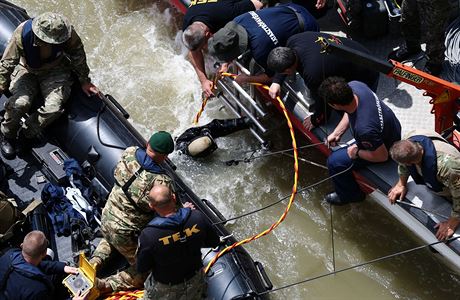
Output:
[0, 1, 272, 298]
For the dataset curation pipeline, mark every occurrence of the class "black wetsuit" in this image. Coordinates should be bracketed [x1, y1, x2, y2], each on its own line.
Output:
[175, 118, 250, 156]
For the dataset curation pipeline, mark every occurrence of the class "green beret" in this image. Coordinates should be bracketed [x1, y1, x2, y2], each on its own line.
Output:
[148, 131, 174, 154]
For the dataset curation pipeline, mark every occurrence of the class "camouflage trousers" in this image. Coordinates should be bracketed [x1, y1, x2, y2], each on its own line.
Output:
[143, 272, 206, 300]
[1, 65, 73, 139]
[91, 226, 147, 291]
[400, 0, 450, 65]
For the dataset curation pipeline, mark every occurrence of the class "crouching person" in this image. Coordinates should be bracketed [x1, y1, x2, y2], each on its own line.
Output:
[0, 230, 78, 300]
[388, 130, 460, 240]
[137, 185, 220, 300]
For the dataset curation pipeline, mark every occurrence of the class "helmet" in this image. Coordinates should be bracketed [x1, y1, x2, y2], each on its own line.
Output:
[32, 12, 72, 44]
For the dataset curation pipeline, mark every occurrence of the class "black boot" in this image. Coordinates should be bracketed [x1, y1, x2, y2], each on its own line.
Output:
[388, 43, 422, 62]
[0, 136, 16, 160]
[425, 61, 443, 76]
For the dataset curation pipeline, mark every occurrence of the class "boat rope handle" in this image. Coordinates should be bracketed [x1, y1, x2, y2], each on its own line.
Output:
[204, 72, 299, 274]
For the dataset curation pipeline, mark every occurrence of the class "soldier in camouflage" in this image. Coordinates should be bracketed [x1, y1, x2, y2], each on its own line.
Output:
[387, 0, 451, 76]
[90, 131, 175, 294]
[0, 12, 100, 159]
[388, 130, 460, 241]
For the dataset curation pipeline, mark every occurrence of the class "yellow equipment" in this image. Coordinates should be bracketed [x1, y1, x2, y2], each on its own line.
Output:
[62, 253, 99, 300]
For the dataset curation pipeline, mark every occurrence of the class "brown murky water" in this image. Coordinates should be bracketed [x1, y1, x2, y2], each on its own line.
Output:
[13, 0, 460, 298]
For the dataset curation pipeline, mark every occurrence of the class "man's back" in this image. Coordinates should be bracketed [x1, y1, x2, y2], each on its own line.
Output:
[287, 32, 380, 92]
[137, 208, 220, 284]
[348, 81, 401, 151]
[182, 0, 256, 32]
[234, 3, 318, 69]
[0, 250, 52, 300]
[102, 146, 173, 232]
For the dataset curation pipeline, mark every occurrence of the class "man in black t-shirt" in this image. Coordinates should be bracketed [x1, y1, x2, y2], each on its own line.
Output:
[267, 31, 379, 130]
[182, 0, 263, 98]
[319, 77, 401, 205]
[137, 185, 220, 299]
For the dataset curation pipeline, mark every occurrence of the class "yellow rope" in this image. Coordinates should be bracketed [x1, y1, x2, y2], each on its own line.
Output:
[204, 73, 299, 273]
[104, 290, 144, 300]
[193, 75, 219, 124]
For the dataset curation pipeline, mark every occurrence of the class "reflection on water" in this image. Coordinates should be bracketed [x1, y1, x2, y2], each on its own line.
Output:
[13, 0, 460, 298]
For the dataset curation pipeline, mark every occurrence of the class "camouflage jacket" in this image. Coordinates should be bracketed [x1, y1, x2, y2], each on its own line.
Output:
[398, 132, 460, 218]
[0, 21, 91, 91]
[101, 146, 173, 233]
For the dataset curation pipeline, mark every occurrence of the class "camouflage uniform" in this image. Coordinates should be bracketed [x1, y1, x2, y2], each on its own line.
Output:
[92, 146, 174, 291]
[143, 272, 206, 300]
[0, 18, 91, 138]
[398, 131, 460, 218]
[400, 0, 451, 66]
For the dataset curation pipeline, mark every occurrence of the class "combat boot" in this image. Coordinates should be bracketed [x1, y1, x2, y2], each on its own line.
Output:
[0, 135, 16, 160]
[388, 43, 422, 62]
[425, 61, 443, 76]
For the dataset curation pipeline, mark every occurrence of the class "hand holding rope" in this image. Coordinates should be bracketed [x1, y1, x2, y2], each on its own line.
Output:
[204, 73, 299, 274]
[193, 74, 220, 124]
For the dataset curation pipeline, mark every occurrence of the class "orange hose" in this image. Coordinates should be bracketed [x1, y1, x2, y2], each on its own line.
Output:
[204, 73, 299, 273]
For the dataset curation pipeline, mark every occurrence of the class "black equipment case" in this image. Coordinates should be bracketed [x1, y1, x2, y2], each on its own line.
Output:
[32, 143, 69, 185]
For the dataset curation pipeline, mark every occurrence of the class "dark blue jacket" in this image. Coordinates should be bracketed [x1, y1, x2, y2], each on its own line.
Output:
[234, 3, 318, 73]
[407, 135, 444, 192]
[0, 249, 66, 300]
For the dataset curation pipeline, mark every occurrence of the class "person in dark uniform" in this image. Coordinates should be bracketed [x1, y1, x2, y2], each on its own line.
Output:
[182, 0, 264, 98]
[387, 0, 450, 76]
[267, 31, 380, 130]
[0, 231, 79, 300]
[137, 185, 220, 299]
[176, 117, 252, 158]
[207, 3, 319, 85]
[319, 77, 401, 205]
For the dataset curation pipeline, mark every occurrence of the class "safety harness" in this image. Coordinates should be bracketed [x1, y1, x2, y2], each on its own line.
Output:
[114, 148, 165, 213]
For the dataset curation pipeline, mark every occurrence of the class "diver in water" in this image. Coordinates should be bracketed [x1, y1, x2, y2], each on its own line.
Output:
[176, 117, 252, 158]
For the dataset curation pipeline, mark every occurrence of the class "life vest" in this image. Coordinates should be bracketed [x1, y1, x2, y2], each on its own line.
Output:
[407, 135, 444, 192]
[21, 19, 64, 69]
[0, 250, 54, 297]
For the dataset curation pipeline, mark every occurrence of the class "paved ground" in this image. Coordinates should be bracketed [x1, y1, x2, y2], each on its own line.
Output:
[318, 4, 438, 136]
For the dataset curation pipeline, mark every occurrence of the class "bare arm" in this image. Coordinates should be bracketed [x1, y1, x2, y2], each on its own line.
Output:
[235, 73, 271, 85]
[189, 49, 214, 97]
[250, 0, 264, 9]
[355, 143, 389, 163]
[327, 113, 349, 146]
[388, 175, 409, 204]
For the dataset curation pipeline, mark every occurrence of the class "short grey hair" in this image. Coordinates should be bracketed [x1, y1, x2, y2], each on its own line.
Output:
[182, 22, 206, 51]
[389, 139, 423, 164]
